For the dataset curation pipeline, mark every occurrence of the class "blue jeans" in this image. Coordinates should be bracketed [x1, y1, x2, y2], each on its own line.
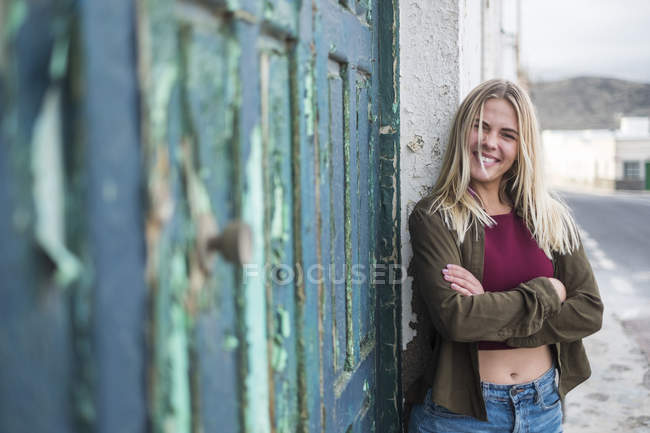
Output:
[408, 365, 563, 433]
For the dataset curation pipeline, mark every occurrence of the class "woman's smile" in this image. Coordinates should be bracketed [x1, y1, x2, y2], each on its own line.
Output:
[473, 151, 500, 167]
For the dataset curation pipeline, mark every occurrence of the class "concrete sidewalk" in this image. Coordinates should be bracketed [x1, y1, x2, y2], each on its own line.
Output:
[563, 273, 650, 432]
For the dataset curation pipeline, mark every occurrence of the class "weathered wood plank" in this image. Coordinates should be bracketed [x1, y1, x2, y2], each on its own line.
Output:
[264, 47, 299, 432]
[0, 2, 75, 432]
[375, 0, 401, 430]
[79, 0, 148, 431]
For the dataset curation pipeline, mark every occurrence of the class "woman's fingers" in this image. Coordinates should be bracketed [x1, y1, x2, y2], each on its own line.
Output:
[442, 264, 484, 295]
[442, 272, 471, 289]
[446, 264, 481, 284]
[444, 273, 475, 296]
[442, 270, 478, 292]
[450, 283, 473, 297]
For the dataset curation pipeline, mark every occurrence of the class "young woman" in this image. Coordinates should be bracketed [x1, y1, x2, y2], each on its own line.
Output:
[407, 79, 603, 432]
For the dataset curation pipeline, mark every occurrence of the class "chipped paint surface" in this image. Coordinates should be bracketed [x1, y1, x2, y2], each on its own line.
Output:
[376, 0, 401, 430]
[304, 66, 314, 137]
[243, 124, 271, 433]
[138, 1, 245, 432]
[1, 0, 401, 431]
[3, 0, 27, 41]
[32, 87, 82, 286]
[166, 251, 192, 433]
[406, 134, 424, 153]
[342, 66, 355, 373]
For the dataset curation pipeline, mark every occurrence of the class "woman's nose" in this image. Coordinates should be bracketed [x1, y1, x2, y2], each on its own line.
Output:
[481, 132, 498, 149]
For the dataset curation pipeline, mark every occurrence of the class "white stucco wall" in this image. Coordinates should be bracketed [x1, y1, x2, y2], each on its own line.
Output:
[541, 118, 650, 190]
[481, 0, 520, 82]
[399, 0, 517, 350]
[616, 117, 650, 178]
[499, 0, 519, 82]
[400, 0, 463, 351]
[619, 117, 650, 136]
[543, 130, 616, 188]
[459, 0, 483, 97]
[616, 138, 650, 181]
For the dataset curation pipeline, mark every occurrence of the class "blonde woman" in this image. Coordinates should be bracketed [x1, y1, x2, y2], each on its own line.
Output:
[407, 79, 603, 432]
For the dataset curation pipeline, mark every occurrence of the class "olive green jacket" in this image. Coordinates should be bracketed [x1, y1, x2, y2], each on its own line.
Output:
[407, 198, 604, 422]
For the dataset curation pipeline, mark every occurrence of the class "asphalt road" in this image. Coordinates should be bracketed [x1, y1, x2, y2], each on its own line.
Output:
[559, 190, 650, 326]
[560, 190, 650, 277]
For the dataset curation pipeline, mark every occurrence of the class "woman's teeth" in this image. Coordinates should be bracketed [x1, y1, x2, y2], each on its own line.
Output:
[480, 156, 496, 163]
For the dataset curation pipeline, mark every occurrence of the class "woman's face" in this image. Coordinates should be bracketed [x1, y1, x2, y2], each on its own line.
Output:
[468, 98, 519, 189]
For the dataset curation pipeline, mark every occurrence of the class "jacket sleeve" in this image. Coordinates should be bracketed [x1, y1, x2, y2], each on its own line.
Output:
[506, 238, 604, 347]
[409, 207, 562, 343]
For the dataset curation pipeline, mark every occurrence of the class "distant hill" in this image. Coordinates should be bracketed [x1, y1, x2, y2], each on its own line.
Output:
[527, 76, 650, 130]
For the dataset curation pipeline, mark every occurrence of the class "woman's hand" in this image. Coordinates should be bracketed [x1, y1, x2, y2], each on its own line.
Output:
[442, 264, 485, 296]
[548, 277, 567, 302]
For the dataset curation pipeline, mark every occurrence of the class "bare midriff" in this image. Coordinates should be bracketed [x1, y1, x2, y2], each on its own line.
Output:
[478, 345, 553, 384]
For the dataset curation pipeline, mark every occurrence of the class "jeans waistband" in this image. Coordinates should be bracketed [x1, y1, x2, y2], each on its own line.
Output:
[480, 365, 557, 401]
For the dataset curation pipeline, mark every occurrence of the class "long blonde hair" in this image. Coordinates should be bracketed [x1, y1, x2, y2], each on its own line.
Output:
[427, 79, 580, 257]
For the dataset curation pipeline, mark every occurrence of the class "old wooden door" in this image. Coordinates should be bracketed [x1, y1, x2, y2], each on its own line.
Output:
[0, 0, 400, 432]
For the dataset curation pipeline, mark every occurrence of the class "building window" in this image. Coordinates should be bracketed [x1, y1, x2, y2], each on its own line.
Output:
[623, 161, 641, 179]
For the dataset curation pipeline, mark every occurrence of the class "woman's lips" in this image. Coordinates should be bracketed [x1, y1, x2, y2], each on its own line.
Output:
[473, 151, 499, 167]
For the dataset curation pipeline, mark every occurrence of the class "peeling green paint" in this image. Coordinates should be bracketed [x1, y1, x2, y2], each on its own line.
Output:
[376, 0, 401, 429]
[32, 87, 82, 287]
[3, 0, 27, 40]
[342, 68, 355, 372]
[140, 3, 248, 431]
[262, 0, 295, 34]
[49, 28, 69, 80]
[304, 66, 314, 137]
[182, 140, 212, 217]
[160, 250, 191, 433]
[271, 182, 285, 240]
[131, 0, 401, 431]
[223, 334, 239, 351]
[276, 307, 291, 338]
[151, 66, 178, 145]
[271, 340, 288, 372]
[242, 124, 271, 433]
[263, 0, 275, 17]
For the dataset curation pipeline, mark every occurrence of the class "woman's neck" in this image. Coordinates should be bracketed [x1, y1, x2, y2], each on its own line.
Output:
[470, 183, 511, 215]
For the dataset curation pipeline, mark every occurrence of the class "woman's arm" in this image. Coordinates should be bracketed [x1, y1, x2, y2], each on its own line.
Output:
[409, 206, 562, 343]
[443, 266, 566, 302]
[505, 241, 604, 346]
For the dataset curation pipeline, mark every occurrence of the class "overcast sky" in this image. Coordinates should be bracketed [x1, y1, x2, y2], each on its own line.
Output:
[520, 0, 650, 83]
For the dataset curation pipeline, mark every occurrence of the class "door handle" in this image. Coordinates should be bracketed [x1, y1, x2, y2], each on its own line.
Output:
[197, 214, 252, 271]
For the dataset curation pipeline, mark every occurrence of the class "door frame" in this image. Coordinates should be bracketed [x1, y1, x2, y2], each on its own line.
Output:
[375, 0, 402, 430]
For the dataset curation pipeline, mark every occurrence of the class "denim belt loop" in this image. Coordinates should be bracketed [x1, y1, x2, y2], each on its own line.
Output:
[533, 378, 543, 405]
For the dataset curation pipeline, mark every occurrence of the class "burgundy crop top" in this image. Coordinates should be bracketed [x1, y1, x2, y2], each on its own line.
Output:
[477, 209, 554, 350]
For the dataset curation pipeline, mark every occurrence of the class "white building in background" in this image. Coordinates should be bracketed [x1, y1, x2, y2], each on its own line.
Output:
[543, 117, 650, 191]
[616, 117, 650, 190]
